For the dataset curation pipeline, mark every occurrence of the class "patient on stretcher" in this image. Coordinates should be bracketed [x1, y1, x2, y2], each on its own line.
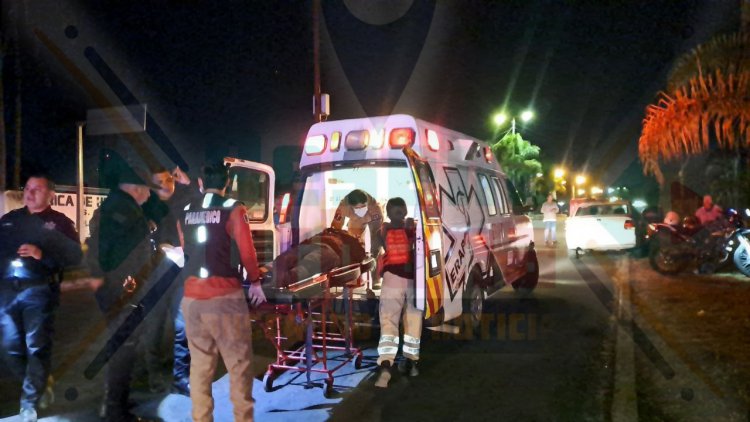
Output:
[267, 228, 367, 288]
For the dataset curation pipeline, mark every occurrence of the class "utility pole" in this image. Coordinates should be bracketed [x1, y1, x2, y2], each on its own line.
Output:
[312, 0, 321, 123]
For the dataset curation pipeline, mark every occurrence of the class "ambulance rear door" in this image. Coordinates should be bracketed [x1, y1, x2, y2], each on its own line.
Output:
[224, 157, 277, 266]
[403, 147, 444, 320]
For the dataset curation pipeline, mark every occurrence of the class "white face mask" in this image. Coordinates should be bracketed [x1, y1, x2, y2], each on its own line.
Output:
[354, 207, 368, 218]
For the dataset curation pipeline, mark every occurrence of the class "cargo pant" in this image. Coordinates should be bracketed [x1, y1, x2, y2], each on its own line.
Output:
[377, 271, 423, 365]
[182, 289, 254, 422]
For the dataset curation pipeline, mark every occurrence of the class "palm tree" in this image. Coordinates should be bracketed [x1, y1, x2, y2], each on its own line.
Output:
[638, 3, 750, 186]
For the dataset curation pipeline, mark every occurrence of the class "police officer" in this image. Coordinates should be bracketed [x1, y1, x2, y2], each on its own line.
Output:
[178, 162, 266, 422]
[0, 172, 82, 422]
[94, 161, 162, 422]
[139, 165, 198, 395]
[331, 189, 383, 258]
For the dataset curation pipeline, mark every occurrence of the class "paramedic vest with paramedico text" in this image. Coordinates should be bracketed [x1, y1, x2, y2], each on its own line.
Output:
[182, 194, 241, 279]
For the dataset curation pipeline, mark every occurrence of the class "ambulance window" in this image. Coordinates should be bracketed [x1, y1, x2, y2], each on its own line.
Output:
[226, 167, 269, 222]
[414, 160, 440, 219]
[478, 174, 497, 216]
[492, 177, 510, 214]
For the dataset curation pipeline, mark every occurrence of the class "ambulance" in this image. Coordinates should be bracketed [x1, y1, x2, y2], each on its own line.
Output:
[228, 114, 539, 327]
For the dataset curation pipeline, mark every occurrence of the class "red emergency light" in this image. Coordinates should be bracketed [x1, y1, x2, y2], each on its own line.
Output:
[484, 147, 493, 163]
[389, 128, 415, 148]
[624, 219, 635, 230]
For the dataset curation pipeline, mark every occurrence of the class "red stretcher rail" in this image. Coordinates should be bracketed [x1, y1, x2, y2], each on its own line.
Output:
[251, 258, 374, 398]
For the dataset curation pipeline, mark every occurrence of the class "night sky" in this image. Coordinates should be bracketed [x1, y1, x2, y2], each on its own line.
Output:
[0, 0, 741, 192]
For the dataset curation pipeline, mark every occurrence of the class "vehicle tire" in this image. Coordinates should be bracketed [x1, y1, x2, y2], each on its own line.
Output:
[648, 244, 683, 275]
[732, 238, 750, 277]
[462, 277, 485, 331]
[512, 249, 539, 296]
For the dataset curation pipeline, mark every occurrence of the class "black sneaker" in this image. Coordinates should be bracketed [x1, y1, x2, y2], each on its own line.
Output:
[374, 361, 391, 388]
[398, 359, 419, 377]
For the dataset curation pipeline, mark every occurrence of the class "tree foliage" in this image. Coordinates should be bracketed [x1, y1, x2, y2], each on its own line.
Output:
[638, 25, 750, 185]
[490, 132, 542, 187]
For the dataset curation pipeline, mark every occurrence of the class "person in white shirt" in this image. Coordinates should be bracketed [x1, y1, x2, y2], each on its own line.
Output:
[540, 194, 559, 246]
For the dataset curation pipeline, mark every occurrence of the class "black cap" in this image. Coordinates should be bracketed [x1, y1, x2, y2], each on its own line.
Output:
[118, 164, 160, 189]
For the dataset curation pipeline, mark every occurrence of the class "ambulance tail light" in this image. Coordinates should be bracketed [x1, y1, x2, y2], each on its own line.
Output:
[389, 128, 415, 148]
[624, 219, 635, 230]
[304, 135, 327, 155]
[426, 129, 440, 151]
[278, 192, 291, 224]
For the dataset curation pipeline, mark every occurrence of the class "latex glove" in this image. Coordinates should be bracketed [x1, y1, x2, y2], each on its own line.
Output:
[247, 282, 267, 307]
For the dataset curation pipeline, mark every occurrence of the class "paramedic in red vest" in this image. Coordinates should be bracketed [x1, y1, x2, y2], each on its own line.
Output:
[374, 197, 422, 388]
[330, 189, 383, 257]
[178, 162, 266, 422]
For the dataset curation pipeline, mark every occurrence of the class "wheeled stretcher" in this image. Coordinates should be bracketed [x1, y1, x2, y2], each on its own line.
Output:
[253, 257, 375, 398]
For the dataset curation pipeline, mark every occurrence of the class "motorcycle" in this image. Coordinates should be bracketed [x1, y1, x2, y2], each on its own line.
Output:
[648, 209, 750, 275]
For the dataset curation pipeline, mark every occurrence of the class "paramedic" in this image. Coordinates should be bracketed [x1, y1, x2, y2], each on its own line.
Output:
[178, 161, 266, 422]
[374, 197, 421, 388]
[0, 173, 81, 422]
[331, 189, 383, 257]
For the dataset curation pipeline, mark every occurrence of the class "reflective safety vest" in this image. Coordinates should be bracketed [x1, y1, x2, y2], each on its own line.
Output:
[383, 227, 412, 267]
[181, 193, 241, 279]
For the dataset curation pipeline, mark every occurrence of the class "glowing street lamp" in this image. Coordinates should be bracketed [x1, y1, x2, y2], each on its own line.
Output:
[492, 109, 534, 135]
[590, 186, 603, 196]
[553, 168, 565, 180]
[575, 174, 587, 186]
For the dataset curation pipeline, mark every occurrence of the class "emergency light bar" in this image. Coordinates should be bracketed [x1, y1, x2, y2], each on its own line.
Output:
[304, 135, 327, 155]
[484, 147, 493, 163]
[389, 128, 415, 148]
[345, 130, 369, 151]
[426, 129, 440, 151]
[330, 131, 341, 152]
[370, 129, 385, 149]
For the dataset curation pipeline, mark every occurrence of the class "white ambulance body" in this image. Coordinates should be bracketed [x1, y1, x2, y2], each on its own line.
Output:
[290, 114, 539, 325]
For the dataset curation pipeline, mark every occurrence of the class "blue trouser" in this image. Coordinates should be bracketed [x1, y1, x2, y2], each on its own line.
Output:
[544, 221, 557, 242]
[171, 285, 190, 381]
[0, 282, 59, 410]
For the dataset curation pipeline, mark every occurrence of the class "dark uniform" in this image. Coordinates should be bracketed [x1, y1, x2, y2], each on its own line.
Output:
[140, 183, 199, 393]
[180, 192, 259, 421]
[0, 206, 81, 412]
[94, 188, 157, 420]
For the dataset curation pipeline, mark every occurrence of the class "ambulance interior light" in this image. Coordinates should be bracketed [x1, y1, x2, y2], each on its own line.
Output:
[389, 128, 415, 148]
[304, 135, 327, 155]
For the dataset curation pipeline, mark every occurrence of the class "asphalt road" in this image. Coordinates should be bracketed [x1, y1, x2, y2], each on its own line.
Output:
[6, 220, 727, 420]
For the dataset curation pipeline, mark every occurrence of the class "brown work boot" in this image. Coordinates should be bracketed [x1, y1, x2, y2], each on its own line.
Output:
[374, 361, 391, 388]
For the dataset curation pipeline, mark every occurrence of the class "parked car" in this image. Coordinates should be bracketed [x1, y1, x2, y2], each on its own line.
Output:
[565, 200, 637, 258]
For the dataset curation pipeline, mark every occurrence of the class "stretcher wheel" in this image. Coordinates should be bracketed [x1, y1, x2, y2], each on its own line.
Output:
[323, 378, 334, 398]
[353, 353, 363, 369]
[263, 373, 275, 392]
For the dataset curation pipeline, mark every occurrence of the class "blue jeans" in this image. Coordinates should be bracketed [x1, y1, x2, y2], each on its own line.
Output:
[0, 282, 59, 410]
[544, 221, 557, 242]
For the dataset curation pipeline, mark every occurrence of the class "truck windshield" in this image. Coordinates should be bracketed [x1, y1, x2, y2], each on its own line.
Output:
[298, 164, 418, 243]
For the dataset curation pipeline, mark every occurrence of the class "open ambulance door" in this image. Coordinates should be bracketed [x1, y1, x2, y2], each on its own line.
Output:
[403, 147, 445, 322]
[224, 157, 277, 266]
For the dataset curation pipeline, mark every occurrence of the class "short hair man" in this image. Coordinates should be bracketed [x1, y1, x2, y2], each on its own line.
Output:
[695, 195, 723, 225]
[331, 189, 383, 257]
[0, 173, 82, 422]
[178, 161, 265, 421]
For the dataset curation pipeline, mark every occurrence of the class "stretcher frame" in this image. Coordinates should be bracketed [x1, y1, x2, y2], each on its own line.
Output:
[254, 259, 373, 398]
